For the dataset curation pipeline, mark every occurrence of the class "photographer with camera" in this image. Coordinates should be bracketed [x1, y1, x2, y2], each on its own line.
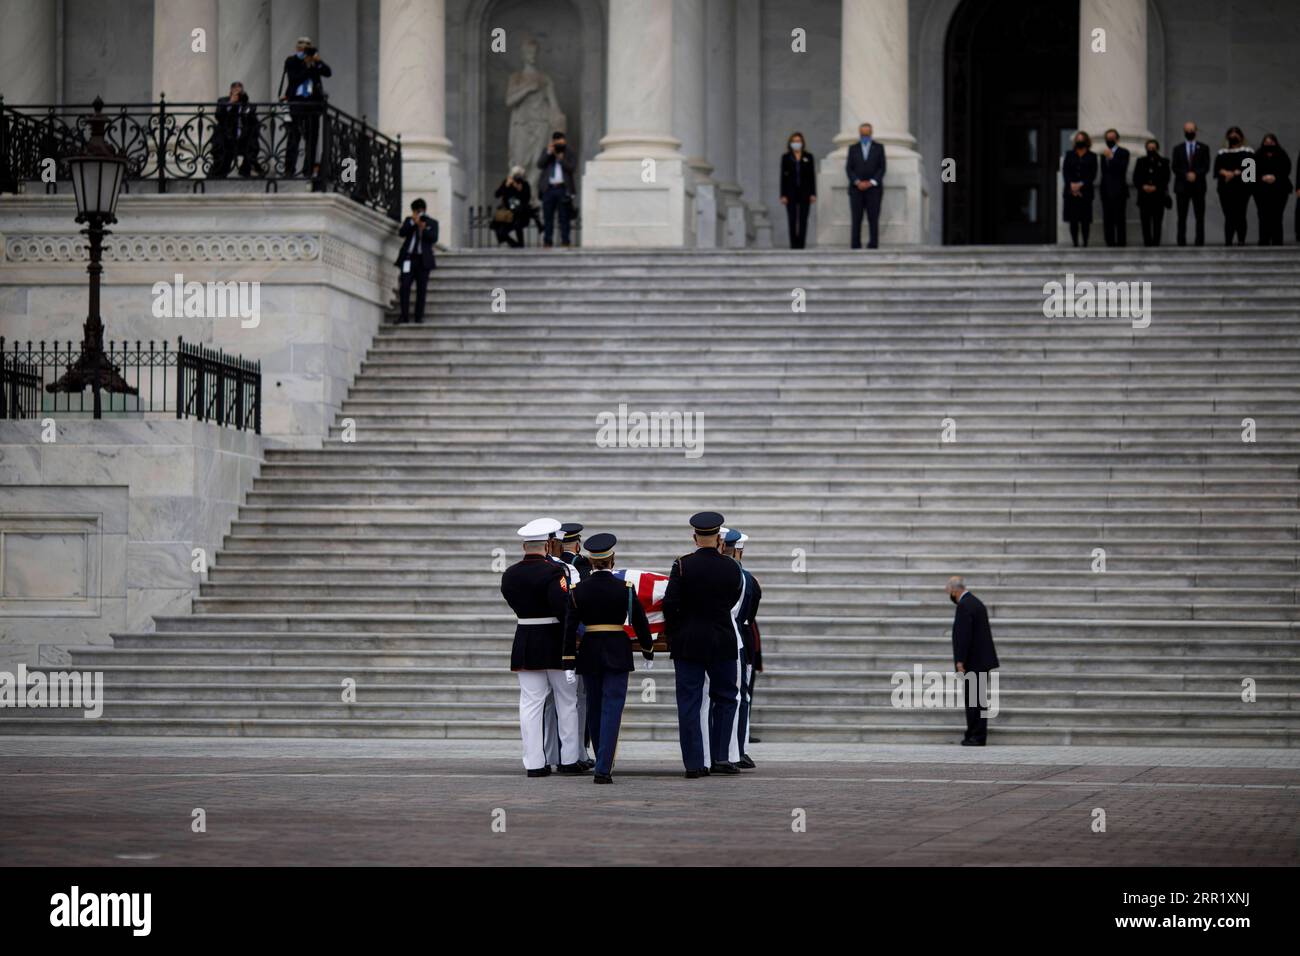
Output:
[394, 198, 438, 324]
[536, 131, 575, 248]
[210, 82, 260, 178]
[279, 36, 331, 179]
[492, 165, 533, 247]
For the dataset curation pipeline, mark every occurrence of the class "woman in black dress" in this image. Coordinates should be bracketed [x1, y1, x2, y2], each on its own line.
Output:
[1213, 127, 1254, 246]
[779, 131, 817, 249]
[1253, 133, 1292, 246]
[1061, 131, 1098, 247]
[1132, 138, 1171, 247]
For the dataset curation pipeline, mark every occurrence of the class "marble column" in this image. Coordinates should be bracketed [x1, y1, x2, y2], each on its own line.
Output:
[674, 0, 716, 247]
[734, 2, 771, 247]
[152, 0, 220, 102]
[705, 0, 744, 248]
[0, 0, 58, 103]
[218, 0, 271, 102]
[1075, 0, 1152, 244]
[379, 0, 463, 243]
[269, 0, 317, 96]
[581, 0, 692, 247]
[816, 0, 923, 247]
[318, 0, 360, 116]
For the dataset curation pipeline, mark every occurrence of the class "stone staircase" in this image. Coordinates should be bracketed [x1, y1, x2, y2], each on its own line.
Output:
[6, 246, 1300, 745]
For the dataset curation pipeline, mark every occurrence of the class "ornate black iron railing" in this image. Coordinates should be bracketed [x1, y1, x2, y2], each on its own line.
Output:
[465, 202, 582, 248]
[0, 96, 402, 221]
[0, 336, 261, 432]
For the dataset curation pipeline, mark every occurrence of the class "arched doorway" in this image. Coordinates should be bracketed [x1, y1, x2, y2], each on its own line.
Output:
[943, 0, 1079, 244]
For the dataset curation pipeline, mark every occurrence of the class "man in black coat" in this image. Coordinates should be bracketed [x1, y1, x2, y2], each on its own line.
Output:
[394, 199, 437, 324]
[844, 122, 886, 249]
[663, 511, 744, 777]
[278, 37, 331, 178]
[502, 517, 583, 777]
[210, 82, 260, 178]
[1132, 139, 1171, 247]
[1099, 129, 1130, 247]
[946, 576, 999, 746]
[536, 131, 576, 247]
[1171, 120, 1210, 246]
[571, 534, 654, 784]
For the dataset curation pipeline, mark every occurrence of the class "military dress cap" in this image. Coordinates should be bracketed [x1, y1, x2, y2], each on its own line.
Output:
[689, 511, 725, 535]
[560, 522, 584, 542]
[517, 517, 562, 541]
[723, 529, 743, 545]
[584, 533, 617, 559]
[736, 532, 749, 548]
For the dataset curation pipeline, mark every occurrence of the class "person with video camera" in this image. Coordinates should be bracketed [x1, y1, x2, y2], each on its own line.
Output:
[279, 36, 331, 179]
[536, 131, 575, 248]
[210, 81, 260, 178]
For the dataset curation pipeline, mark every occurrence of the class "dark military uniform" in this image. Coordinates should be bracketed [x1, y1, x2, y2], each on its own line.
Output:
[735, 564, 762, 763]
[664, 528, 744, 774]
[572, 563, 653, 779]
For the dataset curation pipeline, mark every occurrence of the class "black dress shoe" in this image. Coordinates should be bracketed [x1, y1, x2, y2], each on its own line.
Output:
[556, 761, 590, 774]
[593, 773, 613, 784]
[960, 739, 986, 747]
[684, 769, 705, 779]
[710, 761, 741, 775]
[749, 736, 762, 743]
[579, 758, 595, 771]
[526, 766, 552, 778]
[738, 754, 756, 769]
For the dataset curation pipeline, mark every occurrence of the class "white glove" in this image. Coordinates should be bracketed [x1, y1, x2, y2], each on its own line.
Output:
[645, 659, 655, 670]
[565, 670, 576, 684]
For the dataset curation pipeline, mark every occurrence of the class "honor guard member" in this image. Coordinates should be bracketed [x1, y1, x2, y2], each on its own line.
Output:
[725, 530, 762, 769]
[501, 517, 586, 777]
[663, 511, 744, 778]
[560, 522, 593, 578]
[541, 525, 594, 770]
[572, 533, 654, 784]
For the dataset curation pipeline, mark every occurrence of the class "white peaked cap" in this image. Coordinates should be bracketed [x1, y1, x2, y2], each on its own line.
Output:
[737, 533, 749, 547]
[517, 517, 562, 541]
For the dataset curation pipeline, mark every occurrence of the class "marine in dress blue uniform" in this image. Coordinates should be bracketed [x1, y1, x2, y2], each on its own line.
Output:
[725, 530, 762, 769]
[571, 533, 654, 784]
[500, 517, 585, 776]
[663, 511, 744, 778]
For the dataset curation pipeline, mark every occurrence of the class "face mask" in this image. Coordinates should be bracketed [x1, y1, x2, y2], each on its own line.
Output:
[1075, 141, 1087, 149]
[790, 142, 802, 151]
[1147, 148, 1157, 156]
[1105, 138, 1117, 148]
[1185, 131, 1196, 141]
[949, 593, 959, 605]
[1228, 136, 1241, 146]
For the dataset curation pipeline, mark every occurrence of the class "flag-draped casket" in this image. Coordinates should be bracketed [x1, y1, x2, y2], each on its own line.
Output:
[613, 568, 670, 652]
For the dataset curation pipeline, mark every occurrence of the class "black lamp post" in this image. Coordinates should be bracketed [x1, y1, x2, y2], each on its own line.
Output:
[46, 96, 137, 418]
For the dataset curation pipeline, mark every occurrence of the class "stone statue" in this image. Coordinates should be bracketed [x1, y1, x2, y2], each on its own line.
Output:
[506, 38, 566, 176]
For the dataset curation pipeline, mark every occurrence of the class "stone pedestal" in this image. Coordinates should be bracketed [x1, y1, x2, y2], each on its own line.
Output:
[816, 0, 923, 248]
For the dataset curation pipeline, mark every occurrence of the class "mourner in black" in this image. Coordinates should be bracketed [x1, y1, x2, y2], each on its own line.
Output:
[1172, 121, 1210, 246]
[779, 131, 817, 249]
[395, 199, 438, 324]
[502, 517, 583, 776]
[571, 534, 654, 784]
[1254, 133, 1292, 247]
[946, 576, 1000, 746]
[1098, 129, 1130, 247]
[845, 122, 886, 249]
[1061, 131, 1098, 247]
[1132, 139, 1172, 247]
[210, 82, 260, 178]
[1213, 127, 1254, 246]
[278, 37, 331, 178]
[664, 511, 744, 777]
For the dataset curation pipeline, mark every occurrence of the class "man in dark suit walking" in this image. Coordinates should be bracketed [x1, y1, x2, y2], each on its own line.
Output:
[845, 122, 886, 249]
[946, 576, 999, 746]
[395, 198, 437, 324]
[1099, 129, 1130, 247]
[1172, 120, 1210, 246]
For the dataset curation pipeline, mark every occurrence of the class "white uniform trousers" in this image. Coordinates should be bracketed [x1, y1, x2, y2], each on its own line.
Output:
[519, 670, 580, 770]
[699, 656, 745, 766]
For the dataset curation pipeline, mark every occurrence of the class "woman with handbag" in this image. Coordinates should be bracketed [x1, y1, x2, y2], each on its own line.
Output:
[493, 166, 532, 247]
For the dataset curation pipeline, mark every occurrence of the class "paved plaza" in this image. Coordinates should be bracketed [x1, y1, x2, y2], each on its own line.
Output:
[2, 739, 1296, 866]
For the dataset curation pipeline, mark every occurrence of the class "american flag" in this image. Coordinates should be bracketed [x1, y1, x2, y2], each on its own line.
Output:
[614, 569, 669, 643]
